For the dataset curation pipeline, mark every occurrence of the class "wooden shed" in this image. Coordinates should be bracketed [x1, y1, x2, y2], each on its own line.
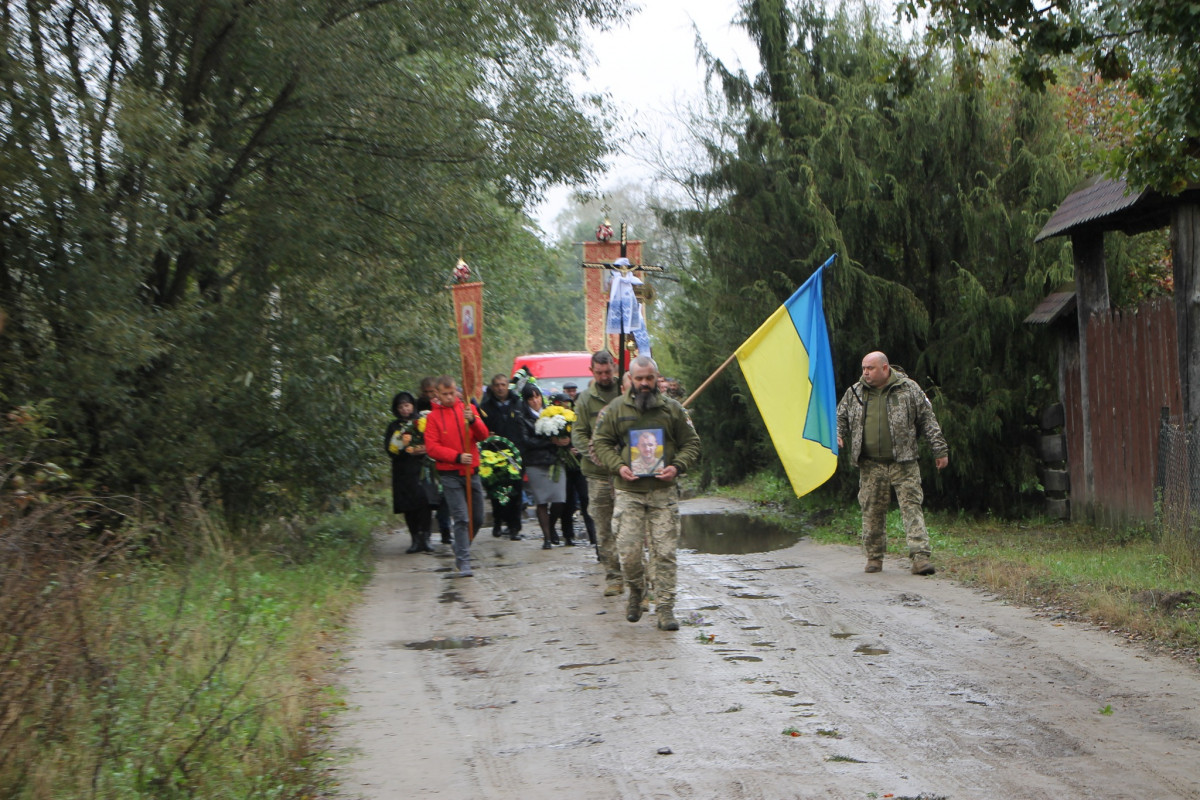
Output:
[1032, 176, 1200, 519]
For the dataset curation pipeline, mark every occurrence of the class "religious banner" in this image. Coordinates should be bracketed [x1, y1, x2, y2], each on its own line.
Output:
[450, 266, 484, 401]
[582, 239, 642, 354]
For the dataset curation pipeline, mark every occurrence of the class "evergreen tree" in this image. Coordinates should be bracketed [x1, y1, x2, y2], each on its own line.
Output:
[666, 0, 1079, 510]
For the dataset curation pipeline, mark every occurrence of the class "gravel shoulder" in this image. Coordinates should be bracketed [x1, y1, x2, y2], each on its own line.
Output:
[329, 498, 1200, 799]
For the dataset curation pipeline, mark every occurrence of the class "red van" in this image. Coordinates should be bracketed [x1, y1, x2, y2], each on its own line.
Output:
[510, 351, 592, 395]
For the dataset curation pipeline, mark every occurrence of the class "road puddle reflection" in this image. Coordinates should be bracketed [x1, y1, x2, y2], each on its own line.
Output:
[680, 513, 803, 554]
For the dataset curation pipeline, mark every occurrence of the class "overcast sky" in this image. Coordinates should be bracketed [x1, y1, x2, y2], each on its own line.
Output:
[532, 1, 759, 233]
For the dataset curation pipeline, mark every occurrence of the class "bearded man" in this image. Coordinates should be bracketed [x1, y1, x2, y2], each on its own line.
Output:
[592, 356, 701, 631]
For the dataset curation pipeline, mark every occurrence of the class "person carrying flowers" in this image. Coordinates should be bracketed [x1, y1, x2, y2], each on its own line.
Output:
[516, 383, 573, 550]
[384, 391, 434, 554]
[479, 373, 526, 539]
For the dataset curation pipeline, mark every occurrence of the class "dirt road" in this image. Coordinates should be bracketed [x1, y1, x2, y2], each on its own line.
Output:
[330, 498, 1200, 799]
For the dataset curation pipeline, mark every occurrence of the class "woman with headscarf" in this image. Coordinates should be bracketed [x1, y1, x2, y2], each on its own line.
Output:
[385, 391, 434, 553]
[516, 383, 569, 549]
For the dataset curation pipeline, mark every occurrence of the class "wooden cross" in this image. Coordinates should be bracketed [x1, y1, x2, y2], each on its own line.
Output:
[581, 222, 669, 273]
[579, 222, 671, 377]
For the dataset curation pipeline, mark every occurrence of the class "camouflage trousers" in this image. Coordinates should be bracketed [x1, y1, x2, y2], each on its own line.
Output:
[587, 475, 622, 585]
[858, 459, 930, 560]
[614, 486, 678, 606]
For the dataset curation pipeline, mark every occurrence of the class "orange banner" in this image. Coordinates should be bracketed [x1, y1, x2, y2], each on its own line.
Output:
[582, 240, 642, 354]
[451, 281, 484, 401]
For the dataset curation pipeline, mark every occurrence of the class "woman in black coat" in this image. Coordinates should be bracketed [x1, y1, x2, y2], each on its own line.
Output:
[516, 384, 569, 550]
[385, 391, 433, 553]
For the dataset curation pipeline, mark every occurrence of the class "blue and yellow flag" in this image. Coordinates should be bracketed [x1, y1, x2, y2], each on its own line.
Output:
[735, 255, 838, 497]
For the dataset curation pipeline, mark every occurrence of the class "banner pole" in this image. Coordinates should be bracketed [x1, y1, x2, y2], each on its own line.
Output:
[681, 351, 738, 409]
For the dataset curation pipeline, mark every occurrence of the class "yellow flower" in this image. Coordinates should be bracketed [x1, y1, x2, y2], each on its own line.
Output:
[416, 418, 427, 433]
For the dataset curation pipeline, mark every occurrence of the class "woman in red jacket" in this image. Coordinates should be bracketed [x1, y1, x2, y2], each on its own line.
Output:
[423, 376, 489, 576]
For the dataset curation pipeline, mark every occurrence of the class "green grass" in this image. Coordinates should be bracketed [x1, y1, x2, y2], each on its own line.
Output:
[1, 501, 383, 800]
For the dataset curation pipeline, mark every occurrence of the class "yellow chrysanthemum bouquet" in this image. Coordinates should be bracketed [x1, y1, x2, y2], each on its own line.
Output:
[478, 435, 523, 506]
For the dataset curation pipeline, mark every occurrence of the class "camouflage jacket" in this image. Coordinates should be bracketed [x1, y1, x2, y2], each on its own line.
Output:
[570, 379, 622, 479]
[836, 367, 947, 466]
[592, 390, 701, 493]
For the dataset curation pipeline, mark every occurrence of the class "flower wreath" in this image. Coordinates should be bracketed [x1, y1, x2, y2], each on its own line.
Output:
[478, 435, 523, 506]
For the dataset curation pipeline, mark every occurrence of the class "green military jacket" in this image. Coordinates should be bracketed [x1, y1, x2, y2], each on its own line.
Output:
[592, 389, 702, 493]
[835, 366, 948, 465]
[570, 378, 622, 479]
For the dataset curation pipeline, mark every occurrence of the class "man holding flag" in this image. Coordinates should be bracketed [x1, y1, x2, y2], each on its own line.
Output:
[836, 352, 948, 575]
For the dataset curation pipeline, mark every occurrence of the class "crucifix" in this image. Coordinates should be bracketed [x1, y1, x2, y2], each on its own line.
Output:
[580, 220, 667, 378]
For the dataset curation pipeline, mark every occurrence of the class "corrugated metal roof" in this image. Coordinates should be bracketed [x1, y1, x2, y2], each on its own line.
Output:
[1035, 176, 1146, 242]
[1024, 290, 1077, 325]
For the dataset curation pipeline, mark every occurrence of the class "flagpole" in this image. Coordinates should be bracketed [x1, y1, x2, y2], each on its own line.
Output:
[681, 351, 738, 409]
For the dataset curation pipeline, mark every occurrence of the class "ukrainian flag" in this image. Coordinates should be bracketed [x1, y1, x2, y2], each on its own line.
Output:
[735, 255, 838, 497]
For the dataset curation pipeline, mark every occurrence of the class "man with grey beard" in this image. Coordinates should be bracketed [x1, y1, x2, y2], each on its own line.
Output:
[591, 356, 701, 631]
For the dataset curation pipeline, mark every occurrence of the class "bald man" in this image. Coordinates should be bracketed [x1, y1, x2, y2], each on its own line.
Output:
[836, 351, 948, 575]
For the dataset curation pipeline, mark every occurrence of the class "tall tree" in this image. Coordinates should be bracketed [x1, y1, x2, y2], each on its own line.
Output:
[0, 0, 628, 521]
[665, 0, 1079, 510]
[900, 0, 1200, 192]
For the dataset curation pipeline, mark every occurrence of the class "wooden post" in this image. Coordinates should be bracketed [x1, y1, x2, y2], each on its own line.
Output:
[1172, 204, 1200, 432]
[1071, 229, 1109, 515]
[1171, 204, 1200, 507]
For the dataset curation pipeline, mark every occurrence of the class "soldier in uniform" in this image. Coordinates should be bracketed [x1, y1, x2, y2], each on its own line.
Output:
[571, 351, 623, 592]
[836, 351, 948, 575]
[593, 356, 701, 631]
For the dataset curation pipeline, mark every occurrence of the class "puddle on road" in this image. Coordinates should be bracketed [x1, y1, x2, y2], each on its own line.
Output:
[830, 632, 856, 639]
[854, 643, 890, 656]
[731, 592, 781, 600]
[400, 636, 490, 651]
[439, 590, 462, 604]
[680, 513, 803, 554]
[724, 655, 764, 662]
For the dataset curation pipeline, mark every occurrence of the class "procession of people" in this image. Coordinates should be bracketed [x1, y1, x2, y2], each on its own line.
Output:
[387, 336, 946, 630]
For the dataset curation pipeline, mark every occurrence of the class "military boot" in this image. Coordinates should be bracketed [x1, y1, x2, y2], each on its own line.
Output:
[656, 604, 679, 631]
[405, 534, 421, 554]
[911, 554, 936, 575]
[603, 580, 624, 597]
[417, 532, 435, 553]
[626, 586, 644, 622]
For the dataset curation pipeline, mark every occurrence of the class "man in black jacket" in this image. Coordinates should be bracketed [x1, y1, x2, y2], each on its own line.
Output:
[479, 373, 525, 539]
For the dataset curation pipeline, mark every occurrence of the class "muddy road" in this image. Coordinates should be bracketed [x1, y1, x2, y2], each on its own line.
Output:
[330, 498, 1200, 799]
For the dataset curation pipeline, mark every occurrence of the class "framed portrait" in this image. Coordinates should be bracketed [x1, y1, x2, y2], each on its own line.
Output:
[628, 427, 665, 477]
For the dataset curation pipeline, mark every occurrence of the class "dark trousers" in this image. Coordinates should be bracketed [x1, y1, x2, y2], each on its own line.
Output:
[402, 506, 431, 537]
[560, 467, 592, 540]
[491, 494, 523, 533]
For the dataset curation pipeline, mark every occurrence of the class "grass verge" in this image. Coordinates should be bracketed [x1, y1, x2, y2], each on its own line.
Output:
[710, 473, 1200, 665]
[0, 497, 385, 800]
